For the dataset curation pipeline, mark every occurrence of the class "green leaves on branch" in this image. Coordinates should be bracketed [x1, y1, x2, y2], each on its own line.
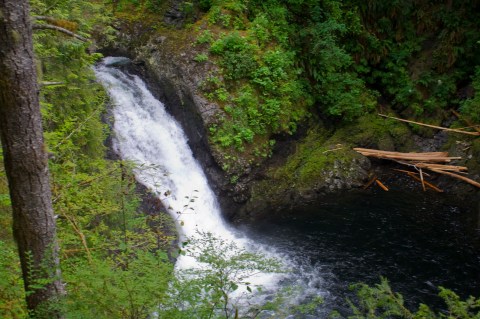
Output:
[158, 231, 284, 319]
[460, 67, 480, 123]
[346, 277, 480, 319]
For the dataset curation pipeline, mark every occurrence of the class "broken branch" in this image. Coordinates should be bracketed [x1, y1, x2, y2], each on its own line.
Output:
[375, 179, 389, 191]
[378, 114, 480, 136]
[363, 175, 377, 189]
[32, 23, 88, 42]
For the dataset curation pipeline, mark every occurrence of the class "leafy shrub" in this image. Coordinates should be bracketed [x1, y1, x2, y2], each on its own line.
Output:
[0, 240, 27, 319]
[196, 30, 214, 44]
[460, 67, 480, 122]
[193, 53, 208, 62]
[347, 277, 480, 319]
[63, 251, 173, 318]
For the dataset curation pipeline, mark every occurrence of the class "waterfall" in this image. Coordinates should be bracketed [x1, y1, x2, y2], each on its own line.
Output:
[93, 56, 480, 317]
[93, 57, 281, 281]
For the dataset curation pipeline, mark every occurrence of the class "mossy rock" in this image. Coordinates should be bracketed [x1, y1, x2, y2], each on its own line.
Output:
[330, 114, 414, 151]
[240, 114, 419, 217]
[242, 126, 372, 217]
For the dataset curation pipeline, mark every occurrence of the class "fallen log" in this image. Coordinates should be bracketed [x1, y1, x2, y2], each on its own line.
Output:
[414, 163, 468, 172]
[362, 154, 460, 162]
[354, 148, 449, 158]
[353, 148, 461, 162]
[354, 147, 480, 189]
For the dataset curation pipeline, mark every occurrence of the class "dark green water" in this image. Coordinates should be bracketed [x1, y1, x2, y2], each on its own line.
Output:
[241, 190, 480, 315]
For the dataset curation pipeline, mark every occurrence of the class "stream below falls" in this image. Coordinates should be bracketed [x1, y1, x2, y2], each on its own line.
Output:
[240, 191, 480, 315]
[95, 57, 480, 317]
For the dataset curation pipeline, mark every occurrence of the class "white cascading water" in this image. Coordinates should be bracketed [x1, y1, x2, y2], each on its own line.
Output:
[94, 57, 283, 287]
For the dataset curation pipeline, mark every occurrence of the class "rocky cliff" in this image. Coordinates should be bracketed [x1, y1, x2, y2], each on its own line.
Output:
[97, 2, 480, 221]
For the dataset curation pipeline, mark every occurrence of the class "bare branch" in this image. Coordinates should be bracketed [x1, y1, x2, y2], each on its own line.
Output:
[41, 81, 64, 87]
[378, 113, 480, 136]
[32, 23, 88, 42]
[32, 15, 58, 23]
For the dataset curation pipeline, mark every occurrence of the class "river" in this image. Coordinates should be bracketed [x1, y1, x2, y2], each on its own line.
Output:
[95, 57, 480, 317]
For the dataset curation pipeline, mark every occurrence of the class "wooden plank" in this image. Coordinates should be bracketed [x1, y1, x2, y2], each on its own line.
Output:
[378, 114, 480, 136]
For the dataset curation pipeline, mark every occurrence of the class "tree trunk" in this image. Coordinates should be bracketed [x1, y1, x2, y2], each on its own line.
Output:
[0, 1, 64, 317]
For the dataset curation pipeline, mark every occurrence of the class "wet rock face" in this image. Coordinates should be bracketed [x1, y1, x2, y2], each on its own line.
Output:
[235, 152, 371, 221]
[164, 1, 185, 27]
[99, 41, 376, 220]
[104, 35, 245, 216]
[97, 21, 480, 222]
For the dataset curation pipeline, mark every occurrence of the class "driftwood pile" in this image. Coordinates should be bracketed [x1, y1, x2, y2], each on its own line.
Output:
[353, 148, 480, 191]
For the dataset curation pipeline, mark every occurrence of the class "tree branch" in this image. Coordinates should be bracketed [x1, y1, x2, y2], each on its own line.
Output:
[32, 22, 88, 42]
[32, 15, 58, 23]
[41, 81, 65, 87]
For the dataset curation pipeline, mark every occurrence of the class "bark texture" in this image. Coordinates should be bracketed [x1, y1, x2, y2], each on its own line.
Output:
[0, 0, 64, 317]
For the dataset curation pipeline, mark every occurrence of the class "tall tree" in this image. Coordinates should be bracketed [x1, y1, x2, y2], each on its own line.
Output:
[0, 0, 64, 317]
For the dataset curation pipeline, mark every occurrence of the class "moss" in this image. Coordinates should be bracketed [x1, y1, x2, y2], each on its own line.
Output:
[248, 114, 415, 205]
[329, 114, 413, 151]
[271, 129, 348, 188]
[403, 109, 446, 138]
[267, 125, 368, 189]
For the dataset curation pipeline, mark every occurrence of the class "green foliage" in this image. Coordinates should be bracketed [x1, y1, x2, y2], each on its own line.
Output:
[157, 232, 283, 319]
[348, 0, 480, 114]
[197, 6, 311, 160]
[196, 30, 214, 44]
[347, 277, 480, 319]
[195, 0, 480, 166]
[114, 0, 164, 14]
[0, 2, 178, 318]
[62, 251, 173, 318]
[2, 1, 480, 317]
[292, 0, 377, 120]
[348, 278, 414, 318]
[0, 241, 27, 319]
[460, 67, 480, 123]
[194, 53, 209, 62]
